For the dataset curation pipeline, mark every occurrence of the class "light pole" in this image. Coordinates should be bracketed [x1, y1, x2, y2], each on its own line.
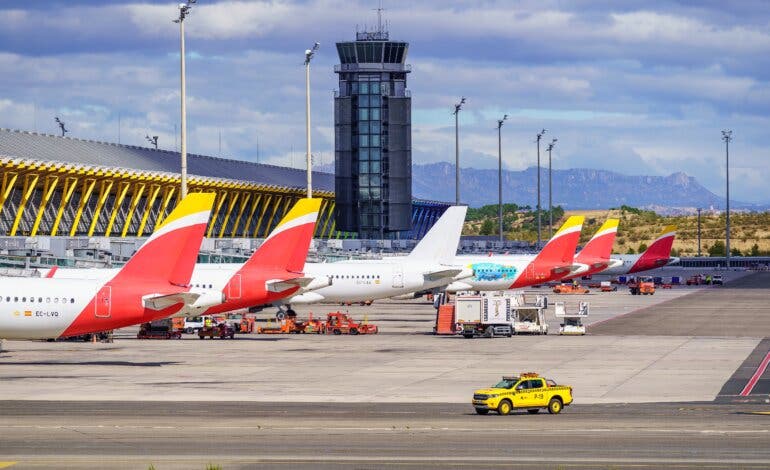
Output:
[453, 97, 466, 205]
[697, 208, 702, 256]
[535, 129, 546, 246]
[497, 114, 508, 242]
[146, 135, 159, 150]
[54, 117, 68, 137]
[174, 0, 195, 199]
[547, 138, 557, 237]
[304, 42, 320, 198]
[722, 130, 732, 267]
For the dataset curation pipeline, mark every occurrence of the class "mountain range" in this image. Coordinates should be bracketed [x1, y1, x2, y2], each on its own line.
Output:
[316, 162, 765, 212]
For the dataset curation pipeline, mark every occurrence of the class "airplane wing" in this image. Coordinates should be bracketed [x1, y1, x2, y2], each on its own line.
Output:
[142, 292, 201, 311]
[266, 276, 331, 293]
[143, 288, 225, 312]
[422, 268, 464, 281]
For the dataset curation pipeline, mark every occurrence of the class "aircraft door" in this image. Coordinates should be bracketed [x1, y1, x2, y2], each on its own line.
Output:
[227, 273, 242, 299]
[95, 285, 111, 318]
[392, 264, 404, 288]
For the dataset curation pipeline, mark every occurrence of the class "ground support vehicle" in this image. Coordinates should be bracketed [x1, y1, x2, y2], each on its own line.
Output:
[600, 281, 617, 292]
[712, 275, 724, 285]
[554, 301, 589, 335]
[628, 277, 655, 295]
[324, 312, 378, 335]
[137, 319, 182, 339]
[512, 306, 548, 335]
[686, 274, 704, 286]
[198, 323, 235, 339]
[552, 283, 589, 294]
[455, 292, 518, 338]
[472, 373, 573, 415]
[183, 316, 204, 334]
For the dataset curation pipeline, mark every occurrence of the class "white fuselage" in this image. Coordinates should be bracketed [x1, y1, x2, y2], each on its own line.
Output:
[288, 260, 463, 304]
[442, 254, 534, 292]
[0, 277, 100, 339]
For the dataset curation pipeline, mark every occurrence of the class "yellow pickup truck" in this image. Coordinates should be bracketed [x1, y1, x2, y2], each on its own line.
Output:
[472, 373, 573, 415]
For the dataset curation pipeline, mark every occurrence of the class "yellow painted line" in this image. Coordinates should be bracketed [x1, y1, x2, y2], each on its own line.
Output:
[0, 462, 18, 468]
[746, 411, 770, 415]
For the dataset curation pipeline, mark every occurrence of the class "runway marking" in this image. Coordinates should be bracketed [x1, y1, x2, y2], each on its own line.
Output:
[0, 463, 17, 469]
[2, 424, 768, 434]
[740, 351, 770, 396]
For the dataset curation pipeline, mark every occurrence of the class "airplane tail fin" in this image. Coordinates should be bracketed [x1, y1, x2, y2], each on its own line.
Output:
[108, 192, 215, 286]
[576, 219, 619, 263]
[407, 205, 467, 264]
[641, 225, 677, 259]
[241, 198, 322, 273]
[534, 215, 585, 265]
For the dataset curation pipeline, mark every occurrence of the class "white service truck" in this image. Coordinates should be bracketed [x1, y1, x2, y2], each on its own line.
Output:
[554, 301, 589, 335]
[455, 292, 520, 338]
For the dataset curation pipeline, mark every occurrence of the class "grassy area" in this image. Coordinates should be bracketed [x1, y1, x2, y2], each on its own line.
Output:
[463, 204, 770, 256]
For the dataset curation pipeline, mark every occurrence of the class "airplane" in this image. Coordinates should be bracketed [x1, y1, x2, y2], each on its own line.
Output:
[0, 193, 217, 340]
[599, 225, 679, 276]
[284, 206, 472, 307]
[561, 218, 622, 280]
[444, 215, 586, 292]
[43, 198, 325, 318]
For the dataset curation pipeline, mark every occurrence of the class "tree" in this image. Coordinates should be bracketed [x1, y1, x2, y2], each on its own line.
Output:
[637, 242, 648, 253]
[731, 247, 742, 256]
[479, 219, 495, 236]
[626, 247, 636, 254]
[708, 240, 726, 257]
[751, 243, 760, 257]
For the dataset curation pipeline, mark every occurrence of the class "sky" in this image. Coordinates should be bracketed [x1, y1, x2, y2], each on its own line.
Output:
[0, 0, 768, 203]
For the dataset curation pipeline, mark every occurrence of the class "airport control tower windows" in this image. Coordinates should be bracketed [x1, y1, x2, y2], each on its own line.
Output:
[335, 29, 412, 238]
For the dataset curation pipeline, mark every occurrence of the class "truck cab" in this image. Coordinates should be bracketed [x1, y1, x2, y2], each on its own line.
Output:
[472, 373, 573, 415]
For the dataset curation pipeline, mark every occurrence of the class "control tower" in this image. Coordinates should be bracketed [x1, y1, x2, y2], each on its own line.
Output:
[333, 23, 411, 238]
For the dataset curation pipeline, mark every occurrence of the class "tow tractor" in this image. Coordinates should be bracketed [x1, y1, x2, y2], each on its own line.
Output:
[137, 319, 182, 339]
[628, 277, 655, 295]
[552, 283, 590, 294]
[198, 322, 236, 339]
[554, 301, 589, 335]
[324, 312, 378, 335]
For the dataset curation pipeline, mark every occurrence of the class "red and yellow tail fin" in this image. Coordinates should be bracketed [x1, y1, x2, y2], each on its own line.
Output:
[576, 219, 619, 263]
[536, 215, 585, 265]
[108, 192, 215, 286]
[641, 225, 677, 259]
[241, 198, 321, 273]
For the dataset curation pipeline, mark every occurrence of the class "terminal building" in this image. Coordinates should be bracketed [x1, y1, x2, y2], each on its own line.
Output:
[0, 128, 447, 243]
[334, 27, 412, 238]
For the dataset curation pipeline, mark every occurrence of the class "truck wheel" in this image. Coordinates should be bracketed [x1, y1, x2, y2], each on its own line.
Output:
[333, 329, 342, 335]
[463, 334, 474, 339]
[350, 328, 359, 335]
[527, 409, 540, 414]
[475, 409, 489, 415]
[484, 326, 495, 338]
[497, 400, 512, 416]
[198, 335, 204, 340]
[185, 327, 194, 334]
[548, 398, 563, 415]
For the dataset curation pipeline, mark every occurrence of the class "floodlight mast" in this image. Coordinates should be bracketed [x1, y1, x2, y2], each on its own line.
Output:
[453, 97, 466, 205]
[54, 117, 68, 137]
[535, 129, 547, 246]
[174, 0, 196, 198]
[547, 138, 557, 237]
[722, 129, 733, 268]
[304, 42, 320, 198]
[146, 135, 159, 150]
[497, 114, 508, 242]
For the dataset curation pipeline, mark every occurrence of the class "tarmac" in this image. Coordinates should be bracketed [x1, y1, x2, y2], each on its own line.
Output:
[0, 267, 769, 468]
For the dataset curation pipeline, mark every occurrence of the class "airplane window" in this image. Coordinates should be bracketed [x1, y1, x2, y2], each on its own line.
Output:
[22, 297, 26, 302]
[54, 298, 59, 303]
[46, 297, 50, 303]
[209, 284, 212, 288]
[5, 296, 9, 302]
[62, 298, 67, 303]
[38, 297, 42, 302]
[14, 297, 18, 302]
[70, 298, 75, 303]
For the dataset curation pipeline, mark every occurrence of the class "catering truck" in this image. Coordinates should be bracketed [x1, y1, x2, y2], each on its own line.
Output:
[455, 292, 522, 338]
